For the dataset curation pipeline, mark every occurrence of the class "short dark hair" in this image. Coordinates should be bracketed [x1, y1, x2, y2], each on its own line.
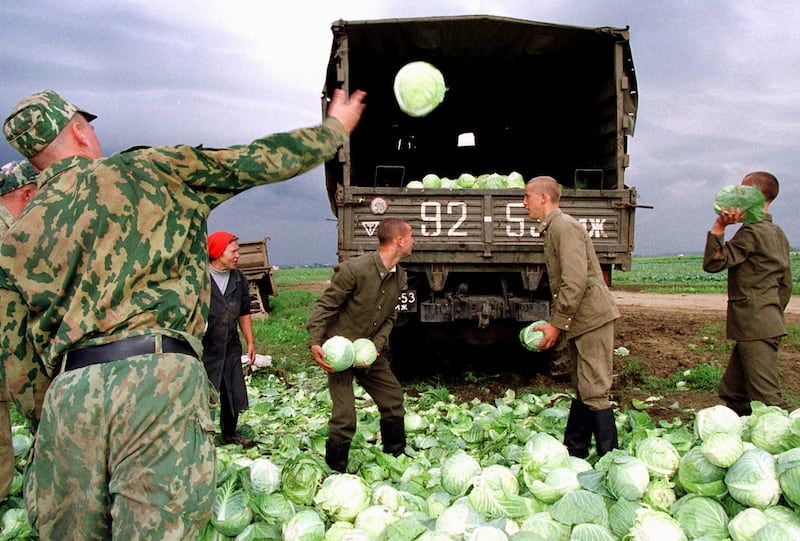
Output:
[377, 218, 410, 245]
[527, 176, 561, 203]
[745, 171, 779, 202]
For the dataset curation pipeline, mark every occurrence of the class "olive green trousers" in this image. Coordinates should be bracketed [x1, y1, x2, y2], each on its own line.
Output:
[719, 337, 789, 415]
[327, 355, 405, 443]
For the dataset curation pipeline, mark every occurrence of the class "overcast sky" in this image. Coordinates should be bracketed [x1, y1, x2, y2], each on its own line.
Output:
[2, 1, 798, 266]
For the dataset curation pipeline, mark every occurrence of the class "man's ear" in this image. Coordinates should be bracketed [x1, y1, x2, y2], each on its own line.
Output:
[71, 121, 89, 147]
[23, 185, 36, 202]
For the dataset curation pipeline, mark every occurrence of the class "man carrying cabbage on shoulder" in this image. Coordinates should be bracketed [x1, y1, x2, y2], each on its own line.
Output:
[703, 171, 792, 415]
[306, 218, 414, 472]
[523, 176, 620, 459]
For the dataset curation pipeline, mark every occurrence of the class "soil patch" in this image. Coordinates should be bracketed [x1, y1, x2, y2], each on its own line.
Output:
[443, 292, 800, 421]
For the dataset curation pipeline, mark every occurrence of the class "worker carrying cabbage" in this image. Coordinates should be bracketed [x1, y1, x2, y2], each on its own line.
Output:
[523, 176, 620, 459]
[703, 172, 792, 415]
[306, 218, 414, 472]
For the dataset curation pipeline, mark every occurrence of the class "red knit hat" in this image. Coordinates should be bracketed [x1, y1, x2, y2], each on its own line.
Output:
[208, 231, 236, 260]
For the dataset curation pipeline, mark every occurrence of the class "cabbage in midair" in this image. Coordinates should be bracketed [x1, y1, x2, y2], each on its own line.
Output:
[393, 61, 447, 117]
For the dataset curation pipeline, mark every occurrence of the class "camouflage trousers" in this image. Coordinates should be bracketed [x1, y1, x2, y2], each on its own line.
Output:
[26, 354, 216, 540]
[0, 384, 13, 501]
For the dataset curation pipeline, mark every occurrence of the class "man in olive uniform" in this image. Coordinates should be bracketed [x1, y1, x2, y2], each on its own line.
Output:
[0, 160, 37, 503]
[0, 88, 365, 539]
[306, 218, 414, 472]
[703, 171, 792, 415]
[523, 176, 620, 458]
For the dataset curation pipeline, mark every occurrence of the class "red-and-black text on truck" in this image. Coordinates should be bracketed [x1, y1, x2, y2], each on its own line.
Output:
[321, 15, 643, 377]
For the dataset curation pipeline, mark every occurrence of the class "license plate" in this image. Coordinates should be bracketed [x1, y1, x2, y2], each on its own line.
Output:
[396, 290, 417, 312]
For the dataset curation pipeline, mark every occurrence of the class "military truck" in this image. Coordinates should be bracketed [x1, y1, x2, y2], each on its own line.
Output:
[237, 237, 277, 314]
[321, 16, 641, 375]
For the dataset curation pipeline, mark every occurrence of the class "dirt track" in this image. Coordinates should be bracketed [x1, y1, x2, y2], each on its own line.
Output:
[613, 291, 800, 319]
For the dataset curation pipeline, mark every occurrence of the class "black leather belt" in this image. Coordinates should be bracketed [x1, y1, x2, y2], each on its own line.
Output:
[65, 335, 196, 372]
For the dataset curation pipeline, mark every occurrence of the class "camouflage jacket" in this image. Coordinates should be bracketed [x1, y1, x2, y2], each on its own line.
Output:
[0, 205, 13, 236]
[0, 118, 346, 423]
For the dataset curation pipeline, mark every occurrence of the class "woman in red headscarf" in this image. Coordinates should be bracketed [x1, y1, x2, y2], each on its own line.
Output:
[202, 231, 257, 448]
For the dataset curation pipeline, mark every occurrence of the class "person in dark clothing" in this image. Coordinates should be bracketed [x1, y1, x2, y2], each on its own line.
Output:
[202, 231, 256, 448]
[703, 171, 792, 415]
[306, 218, 414, 472]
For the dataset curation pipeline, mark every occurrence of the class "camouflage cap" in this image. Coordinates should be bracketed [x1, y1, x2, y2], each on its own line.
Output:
[3, 89, 97, 158]
[0, 160, 37, 195]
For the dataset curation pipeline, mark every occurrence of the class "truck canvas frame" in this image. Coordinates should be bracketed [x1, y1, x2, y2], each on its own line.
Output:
[322, 15, 640, 375]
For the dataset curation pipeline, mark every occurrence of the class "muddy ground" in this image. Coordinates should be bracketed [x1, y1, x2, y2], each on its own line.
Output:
[442, 291, 800, 422]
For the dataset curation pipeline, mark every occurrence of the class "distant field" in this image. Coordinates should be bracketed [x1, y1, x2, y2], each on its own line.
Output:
[613, 253, 800, 293]
[274, 254, 800, 295]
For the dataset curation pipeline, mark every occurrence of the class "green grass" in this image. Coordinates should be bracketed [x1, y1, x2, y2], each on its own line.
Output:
[618, 357, 725, 394]
[614, 253, 800, 294]
[273, 266, 332, 286]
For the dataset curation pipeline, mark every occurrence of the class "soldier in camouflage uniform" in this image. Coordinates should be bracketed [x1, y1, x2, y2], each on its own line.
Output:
[0, 88, 365, 539]
[0, 160, 37, 503]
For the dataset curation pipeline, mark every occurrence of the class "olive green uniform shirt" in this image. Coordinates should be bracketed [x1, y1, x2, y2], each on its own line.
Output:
[539, 209, 619, 337]
[703, 213, 792, 341]
[0, 117, 346, 423]
[306, 251, 407, 351]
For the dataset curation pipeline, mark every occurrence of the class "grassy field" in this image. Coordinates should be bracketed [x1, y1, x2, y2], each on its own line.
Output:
[613, 253, 800, 294]
[9, 254, 799, 425]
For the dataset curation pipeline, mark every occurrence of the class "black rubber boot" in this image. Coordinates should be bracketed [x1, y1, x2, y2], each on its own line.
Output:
[592, 408, 619, 457]
[325, 439, 351, 473]
[564, 399, 593, 458]
[380, 417, 407, 457]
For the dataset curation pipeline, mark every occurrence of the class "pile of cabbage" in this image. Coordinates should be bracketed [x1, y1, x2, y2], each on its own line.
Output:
[406, 172, 526, 191]
[191, 367, 800, 540]
[7, 368, 800, 541]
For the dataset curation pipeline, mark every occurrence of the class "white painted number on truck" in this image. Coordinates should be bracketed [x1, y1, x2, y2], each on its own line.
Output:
[420, 201, 468, 237]
[417, 202, 607, 238]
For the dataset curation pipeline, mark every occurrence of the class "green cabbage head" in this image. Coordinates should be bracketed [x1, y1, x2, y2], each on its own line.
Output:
[393, 61, 447, 117]
[352, 338, 378, 368]
[322, 336, 355, 372]
[441, 452, 482, 496]
[519, 320, 547, 351]
[714, 184, 766, 224]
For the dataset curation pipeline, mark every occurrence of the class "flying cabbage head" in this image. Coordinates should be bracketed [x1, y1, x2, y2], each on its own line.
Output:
[393, 61, 447, 117]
